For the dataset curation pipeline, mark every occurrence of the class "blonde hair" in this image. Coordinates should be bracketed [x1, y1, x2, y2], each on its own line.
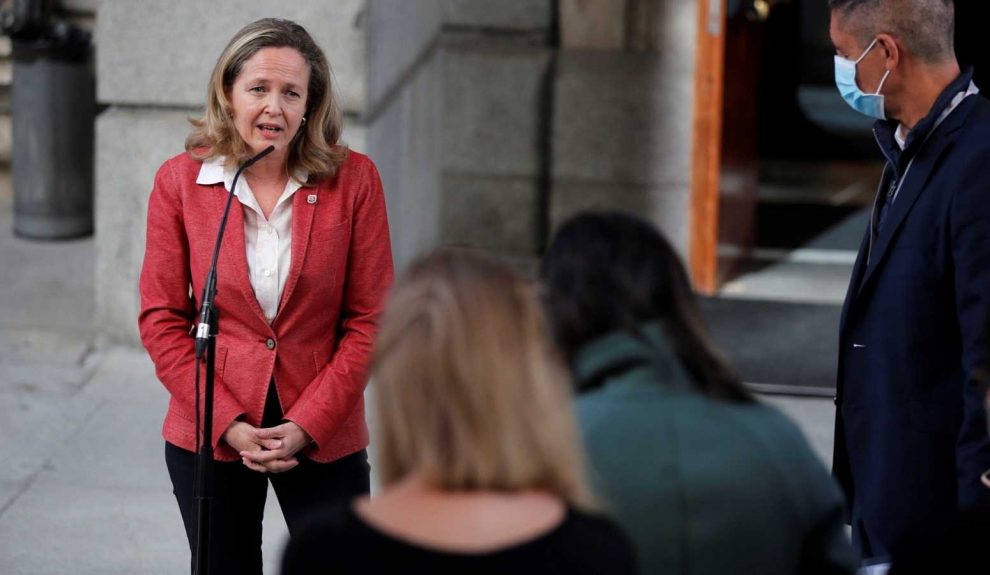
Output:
[185, 18, 347, 180]
[372, 249, 595, 508]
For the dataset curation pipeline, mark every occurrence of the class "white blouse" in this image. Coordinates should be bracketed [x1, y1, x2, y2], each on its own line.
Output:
[197, 156, 309, 324]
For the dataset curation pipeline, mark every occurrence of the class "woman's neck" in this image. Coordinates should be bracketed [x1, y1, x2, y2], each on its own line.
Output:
[242, 154, 291, 219]
[354, 475, 567, 553]
[245, 153, 288, 186]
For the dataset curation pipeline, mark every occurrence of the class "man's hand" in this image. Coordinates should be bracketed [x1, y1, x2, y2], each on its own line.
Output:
[238, 421, 312, 474]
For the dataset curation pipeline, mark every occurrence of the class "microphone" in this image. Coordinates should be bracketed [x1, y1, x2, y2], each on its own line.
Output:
[239, 144, 276, 170]
[194, 145, 275, 358]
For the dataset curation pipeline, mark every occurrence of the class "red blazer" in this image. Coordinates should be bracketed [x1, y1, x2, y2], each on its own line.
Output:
[139, 150, 393, 463]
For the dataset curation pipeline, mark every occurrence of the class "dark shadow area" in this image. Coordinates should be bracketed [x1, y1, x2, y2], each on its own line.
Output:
[755, 203, 862, 250]
[955, 0, 990, 90]
[700, 296, 840, 393]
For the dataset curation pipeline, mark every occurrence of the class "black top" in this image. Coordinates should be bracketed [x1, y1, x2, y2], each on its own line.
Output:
[280, 503, 637, 574]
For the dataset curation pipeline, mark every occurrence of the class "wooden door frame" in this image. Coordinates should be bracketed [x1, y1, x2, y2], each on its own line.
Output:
[689, 0, 726, 294]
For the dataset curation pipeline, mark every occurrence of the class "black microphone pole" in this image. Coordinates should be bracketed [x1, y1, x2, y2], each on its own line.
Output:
[193, 145, 274, 575]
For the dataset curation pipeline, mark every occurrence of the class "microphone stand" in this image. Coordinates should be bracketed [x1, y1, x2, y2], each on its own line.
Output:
[192, 145, 274, 575]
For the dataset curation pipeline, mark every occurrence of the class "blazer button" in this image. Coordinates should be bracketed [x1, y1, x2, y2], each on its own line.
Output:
[266, 338, 276, 350]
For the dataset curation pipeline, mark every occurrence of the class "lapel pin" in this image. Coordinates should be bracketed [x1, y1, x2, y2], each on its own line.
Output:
[307, 194, 317, 205]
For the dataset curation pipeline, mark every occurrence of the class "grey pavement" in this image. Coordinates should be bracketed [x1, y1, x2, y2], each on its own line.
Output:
[0, 203, 289, 574]
[0, 202, 837, 574]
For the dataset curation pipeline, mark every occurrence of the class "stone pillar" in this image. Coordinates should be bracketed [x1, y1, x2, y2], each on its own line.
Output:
[551, 0, 698, 259]
[437, 1, 554, 263]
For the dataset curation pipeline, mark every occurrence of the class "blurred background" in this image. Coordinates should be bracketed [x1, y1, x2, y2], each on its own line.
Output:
[0, 1, 985, 572]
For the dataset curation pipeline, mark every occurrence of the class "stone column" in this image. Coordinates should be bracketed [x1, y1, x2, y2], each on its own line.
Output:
[551, 0, 698, 259]
[437, 0, 554, 265]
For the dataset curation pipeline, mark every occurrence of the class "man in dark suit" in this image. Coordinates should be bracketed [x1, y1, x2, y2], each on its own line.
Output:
[887, 326, 990, 573]
[828, 0, 990, 564]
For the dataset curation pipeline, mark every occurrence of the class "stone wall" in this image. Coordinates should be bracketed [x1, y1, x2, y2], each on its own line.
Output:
[439, 36, 552, 257]
[93, 0, 700, 344]
[552, 0, 698, 257]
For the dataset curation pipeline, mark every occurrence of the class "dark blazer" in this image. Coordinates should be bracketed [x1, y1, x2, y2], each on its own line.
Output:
[575, 324, 856, 575]
[834, 68, 990, 559]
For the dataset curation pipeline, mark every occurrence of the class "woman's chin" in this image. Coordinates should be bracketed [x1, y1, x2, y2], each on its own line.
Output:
[248, 140, 285, 158]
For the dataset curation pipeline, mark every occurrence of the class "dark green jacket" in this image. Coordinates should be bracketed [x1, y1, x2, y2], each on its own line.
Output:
[573, 324, 856, 574]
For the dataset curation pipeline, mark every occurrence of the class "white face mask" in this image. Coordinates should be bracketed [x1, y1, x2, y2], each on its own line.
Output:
[834, 38, 892, 120]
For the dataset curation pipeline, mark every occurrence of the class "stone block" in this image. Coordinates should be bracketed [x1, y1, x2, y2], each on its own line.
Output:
[340, 115, 368, 153]
[97, 0, 444, 119]
[442, 44, 552, 177]
[551, 47, 696, 260]
[97, 0, 368, 112]
[367, 0, 443, 116]
[95, 107, 193, 346]
[552, 51, 694, 185]
[559, 0, 626, 50]
[560, 0, 697, 51]
[366, 46, 442, 271]
[550, 180, 690, 259]
[440, 174, 540, 254]
[443, 0, 552, 30]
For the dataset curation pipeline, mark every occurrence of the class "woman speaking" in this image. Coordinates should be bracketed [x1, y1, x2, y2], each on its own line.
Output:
[138, 18, 393, 573]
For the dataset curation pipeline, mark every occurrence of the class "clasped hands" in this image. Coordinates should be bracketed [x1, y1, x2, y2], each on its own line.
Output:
[223, 420, 312, 474]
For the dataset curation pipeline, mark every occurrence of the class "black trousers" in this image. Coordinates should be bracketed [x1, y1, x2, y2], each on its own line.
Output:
[165, 383, 370, 574]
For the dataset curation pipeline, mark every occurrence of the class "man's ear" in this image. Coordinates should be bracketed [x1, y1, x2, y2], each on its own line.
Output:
[876, 33, 901, 70]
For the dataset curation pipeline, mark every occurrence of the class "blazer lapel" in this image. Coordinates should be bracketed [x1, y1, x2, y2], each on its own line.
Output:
[839, 228, 870, 336]
[277, 188, 317, 314]
[214, 186, 269, 325]
[856, 127, 961, 297]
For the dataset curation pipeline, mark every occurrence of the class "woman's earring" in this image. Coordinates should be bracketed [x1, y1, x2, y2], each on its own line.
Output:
[301, 116, 307, 126]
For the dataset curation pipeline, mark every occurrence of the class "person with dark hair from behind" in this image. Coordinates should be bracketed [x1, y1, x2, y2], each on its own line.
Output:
[540, 212, 856, 575]
[281, 249, 637, 574]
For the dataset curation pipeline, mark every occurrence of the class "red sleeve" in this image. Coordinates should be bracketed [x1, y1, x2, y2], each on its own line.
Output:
[285, 157, 394, 448]
[138, 159, 246, 448]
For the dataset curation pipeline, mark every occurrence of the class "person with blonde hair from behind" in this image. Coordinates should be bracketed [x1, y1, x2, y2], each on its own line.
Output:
[281, 249, 636, 574]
